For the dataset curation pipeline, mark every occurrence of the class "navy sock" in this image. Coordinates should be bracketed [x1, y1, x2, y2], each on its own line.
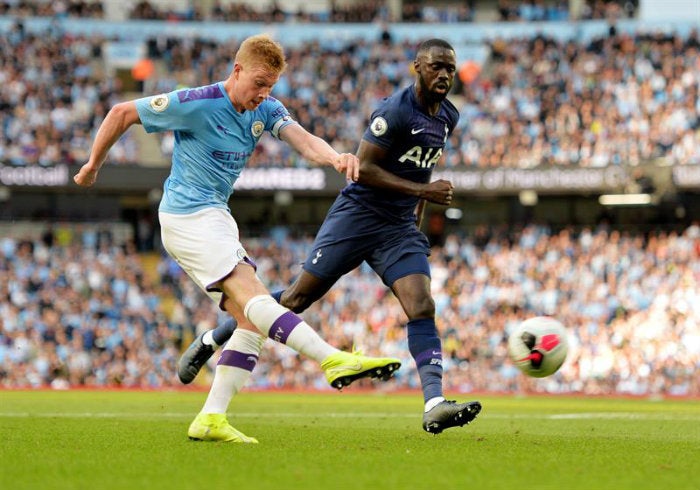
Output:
[212, 317, 237, 346]
[407, 318, 443, 403]
[270, 290, 284, 304]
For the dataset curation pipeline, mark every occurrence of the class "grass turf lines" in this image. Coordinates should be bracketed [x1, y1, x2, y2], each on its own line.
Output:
[1, 391, 698, 490]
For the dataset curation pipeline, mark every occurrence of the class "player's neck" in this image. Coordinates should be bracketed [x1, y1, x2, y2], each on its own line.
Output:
[413, 84, 440, 116]
[223, 77, 246, 113]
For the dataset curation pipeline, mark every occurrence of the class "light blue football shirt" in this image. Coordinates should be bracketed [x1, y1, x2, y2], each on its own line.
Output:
[135, 82, 295, 214]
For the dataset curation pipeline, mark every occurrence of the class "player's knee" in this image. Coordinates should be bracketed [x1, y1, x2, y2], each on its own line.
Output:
[280, 292, 312, 314]
[406, 297, 435, 319]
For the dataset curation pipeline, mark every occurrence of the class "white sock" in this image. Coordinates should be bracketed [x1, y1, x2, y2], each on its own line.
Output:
[424, 396, 446, 412]
[200, 329, 265, 414]
[244, 295, 338, 362]
[202, 330, 216, 347]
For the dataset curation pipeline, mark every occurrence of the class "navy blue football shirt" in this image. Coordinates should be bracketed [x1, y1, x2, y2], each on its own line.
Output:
[342, 84, 459, 223]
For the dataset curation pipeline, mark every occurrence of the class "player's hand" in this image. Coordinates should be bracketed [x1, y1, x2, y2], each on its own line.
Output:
[73, 163, 100, 187]
[421, 179, 454, 205]
[332, 153, 360, 182]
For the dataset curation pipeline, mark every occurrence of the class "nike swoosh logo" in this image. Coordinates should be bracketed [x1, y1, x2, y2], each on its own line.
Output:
[411, 128, 425, 134]
[327, 362, 363, 374]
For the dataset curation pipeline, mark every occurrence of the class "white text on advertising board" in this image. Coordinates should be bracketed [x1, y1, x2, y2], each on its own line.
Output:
[0, 164, 69, 186]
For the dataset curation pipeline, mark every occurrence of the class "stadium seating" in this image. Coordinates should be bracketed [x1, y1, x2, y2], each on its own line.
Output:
[1, 224, 698, 396]
[2, 12, 697, 168]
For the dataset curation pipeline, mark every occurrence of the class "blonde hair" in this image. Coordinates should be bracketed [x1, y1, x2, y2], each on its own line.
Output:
[235, 34, 287, 74]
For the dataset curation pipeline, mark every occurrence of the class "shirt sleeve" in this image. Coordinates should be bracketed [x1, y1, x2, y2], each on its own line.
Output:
[135, 91, 198, 133]
[362, 99, 403, 149]
[447, 104, 459, 137]
[264, 97, 296, 139]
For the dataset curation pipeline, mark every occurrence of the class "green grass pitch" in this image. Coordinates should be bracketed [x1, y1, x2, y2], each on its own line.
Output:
[1, 390, 698, 490]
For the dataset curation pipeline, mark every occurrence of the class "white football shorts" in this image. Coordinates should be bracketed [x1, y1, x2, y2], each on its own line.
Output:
[159, 208, 250, 304]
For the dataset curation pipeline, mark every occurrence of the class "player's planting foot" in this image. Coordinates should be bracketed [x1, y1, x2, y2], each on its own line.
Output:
[321, 350, 401, 390]
[177, 331, 215, 384]
[422, 400, 482, 434]
[187, 413, 258, 443]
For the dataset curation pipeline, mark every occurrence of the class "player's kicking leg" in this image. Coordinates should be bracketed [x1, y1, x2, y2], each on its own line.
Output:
[179, 323, 401, 389]
[180, 326, 400, 390]
[321, 349, 401, 390]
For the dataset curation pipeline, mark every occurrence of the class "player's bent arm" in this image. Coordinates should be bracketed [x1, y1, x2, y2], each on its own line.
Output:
[279, 123, 359, 181]
[356, 140, 423, 196]
[74, 101, 141, 187]
[357, 140, 453, 204]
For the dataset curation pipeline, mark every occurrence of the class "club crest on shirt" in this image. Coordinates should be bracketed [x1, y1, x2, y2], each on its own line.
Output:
[370, 117, 387, 136]
[149, 94, 170, 112]
[251, 121, 264, 137]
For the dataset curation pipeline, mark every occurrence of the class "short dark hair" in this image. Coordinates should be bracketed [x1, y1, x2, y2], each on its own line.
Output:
[416, 38, 455, 58]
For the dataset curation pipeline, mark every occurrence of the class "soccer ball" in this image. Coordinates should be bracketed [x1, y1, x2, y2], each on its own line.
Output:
[507, 316, 569, 378]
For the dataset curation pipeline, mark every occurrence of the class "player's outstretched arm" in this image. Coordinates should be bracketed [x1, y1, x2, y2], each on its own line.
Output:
[279, 123, 359, 181]
[74, 101, 141, 187]
[356, 140, 454, 205]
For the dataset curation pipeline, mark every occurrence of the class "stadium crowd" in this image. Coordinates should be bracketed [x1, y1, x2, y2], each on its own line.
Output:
[0, 22, 137, 166]
[1, 20, 698, 168]
[1, 223, 698, 397]
[0, 0, 104, 18]
[124, 0, 632, 24]
[0, 0, 642, 23]
[125, 0, 634, 23]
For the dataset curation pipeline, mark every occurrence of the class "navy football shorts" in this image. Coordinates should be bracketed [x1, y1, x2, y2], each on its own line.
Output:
[303, 195, 431, 287]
